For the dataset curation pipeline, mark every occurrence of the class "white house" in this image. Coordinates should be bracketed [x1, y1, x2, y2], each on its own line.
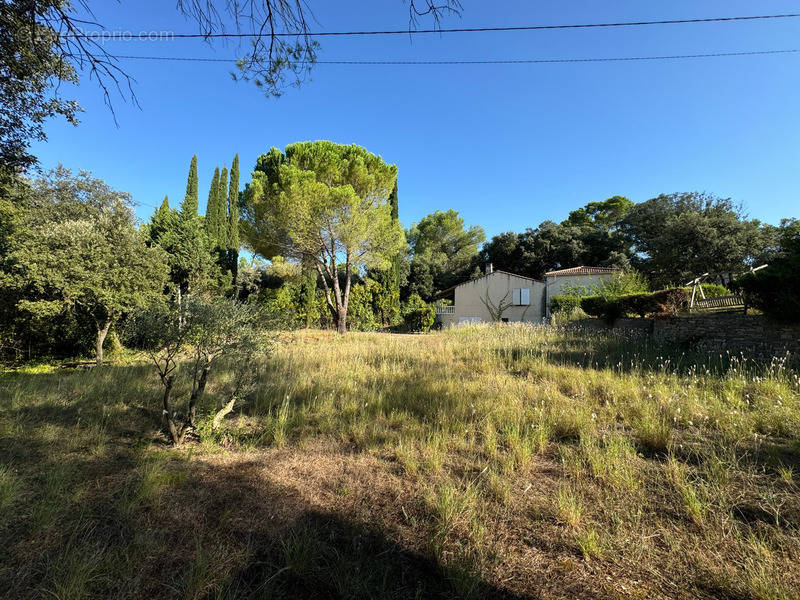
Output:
[434, 265, 616, 326]
[544, 266, 615, 317]
[435, 267, 547, 327]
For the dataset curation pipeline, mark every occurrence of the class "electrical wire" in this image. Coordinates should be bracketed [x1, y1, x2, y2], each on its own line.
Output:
[114, 49, 800, 65]
[63, 12, 800, 40]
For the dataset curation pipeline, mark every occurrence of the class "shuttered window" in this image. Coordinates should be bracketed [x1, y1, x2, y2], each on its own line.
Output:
[513, 288, 530, 306]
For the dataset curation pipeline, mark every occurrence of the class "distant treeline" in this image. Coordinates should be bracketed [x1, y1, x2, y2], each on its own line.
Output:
[1, 144, 797, 363]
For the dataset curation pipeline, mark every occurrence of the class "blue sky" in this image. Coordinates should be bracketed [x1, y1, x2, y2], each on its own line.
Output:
[31, 1, 800, 241]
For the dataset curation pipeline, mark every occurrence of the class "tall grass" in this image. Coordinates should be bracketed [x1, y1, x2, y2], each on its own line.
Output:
[0, 324, 798, 598]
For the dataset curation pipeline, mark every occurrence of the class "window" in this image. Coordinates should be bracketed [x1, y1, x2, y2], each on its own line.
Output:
[513, 288, 530, 306]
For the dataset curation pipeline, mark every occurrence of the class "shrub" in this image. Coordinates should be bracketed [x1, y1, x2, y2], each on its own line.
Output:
[580, 288, 690, 322]
[592, 270, 649, 298]
[698, 283, 730, 298]
[401, 294, 435, 332]
[346, 282, 380, 331]
[580, 295, 623, 323]
[550, 295, 583, 314]
[649, 288, 690, 316]
[738, 236, 800, 321]
[619, 292, 659, 318]
[740, 269, 800, 322]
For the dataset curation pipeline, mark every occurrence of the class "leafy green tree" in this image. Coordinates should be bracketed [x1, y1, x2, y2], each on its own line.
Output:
[622, 192, 765, 287]
[5, 167, 168, 364]
[738, 222, 800, 321]
[0, 1, 80, 175]
[243, 141, 404, 333]
[180, 155, 199, 218]
[401, 294, 436, 332]
[478, 197, 633, 280]
[564, 196, 633, 228]
[405, 209, 485, 300]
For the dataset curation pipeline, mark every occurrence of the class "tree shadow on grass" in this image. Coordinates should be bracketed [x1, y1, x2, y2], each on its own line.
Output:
[494, 333, 794, 377]
[117, 458, 531, 600]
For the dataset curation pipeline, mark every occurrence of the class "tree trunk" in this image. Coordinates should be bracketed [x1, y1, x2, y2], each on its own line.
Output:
[187, 363, 211, 427]
[161, 375, 182, 444]
[212, 397, 237, 430]
[95, 317, 113, 365]
[336, 307, 347, 334]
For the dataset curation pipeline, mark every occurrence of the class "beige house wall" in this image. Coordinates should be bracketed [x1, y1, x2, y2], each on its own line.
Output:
[544, 273, 614, 316]
[438, 272, 546, 327]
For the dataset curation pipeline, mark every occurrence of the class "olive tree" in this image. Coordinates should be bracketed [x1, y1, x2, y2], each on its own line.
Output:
[129, 296, 270, 445]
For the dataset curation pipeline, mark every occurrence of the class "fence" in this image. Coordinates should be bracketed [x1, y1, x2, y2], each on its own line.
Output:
[693, 295, 744, 311]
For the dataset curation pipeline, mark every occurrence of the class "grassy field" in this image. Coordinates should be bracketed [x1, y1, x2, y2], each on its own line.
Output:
[1, 325, 799, 599]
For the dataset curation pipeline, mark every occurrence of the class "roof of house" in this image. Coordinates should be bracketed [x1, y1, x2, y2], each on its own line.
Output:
[433, 269, 544, 300]
[544, 266, 615, 277]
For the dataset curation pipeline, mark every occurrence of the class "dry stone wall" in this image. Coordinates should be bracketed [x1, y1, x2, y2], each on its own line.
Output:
[569, 313, 800, 362]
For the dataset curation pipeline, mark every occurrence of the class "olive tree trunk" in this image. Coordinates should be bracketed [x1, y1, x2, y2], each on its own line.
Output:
[95, 317, 113, 365]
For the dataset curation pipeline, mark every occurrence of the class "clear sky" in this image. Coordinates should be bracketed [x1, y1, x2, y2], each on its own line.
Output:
[30, 1, 800, 240]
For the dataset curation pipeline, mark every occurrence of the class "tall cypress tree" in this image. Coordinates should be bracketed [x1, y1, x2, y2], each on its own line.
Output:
[227, 154, 240, 277]
[205, 167, 222, 245]
[227, 154, 240, 253]
[387, 179, 403, 314]
[218, 167, 229, 249]
[180, 155, 199, 217]
[389, 180, 399, 222]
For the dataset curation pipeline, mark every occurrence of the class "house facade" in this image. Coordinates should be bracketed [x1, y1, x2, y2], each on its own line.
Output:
[435, 269, 547, 327]
[434, 265, 616, 326]
[544, 266, 615, 316]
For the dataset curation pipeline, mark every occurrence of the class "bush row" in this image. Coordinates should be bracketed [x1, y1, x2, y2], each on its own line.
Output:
[551, 288, 691, 322]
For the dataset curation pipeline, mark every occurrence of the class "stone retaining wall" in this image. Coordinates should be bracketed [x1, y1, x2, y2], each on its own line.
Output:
[570, 313, 800, 361]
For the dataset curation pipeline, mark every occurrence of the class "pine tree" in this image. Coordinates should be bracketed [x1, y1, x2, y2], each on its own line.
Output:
[180, 155, 199, 217]
[205, 167, 222, 245]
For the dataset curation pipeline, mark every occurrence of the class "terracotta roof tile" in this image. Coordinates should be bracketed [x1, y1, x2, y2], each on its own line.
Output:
[544, 266, 615, 277]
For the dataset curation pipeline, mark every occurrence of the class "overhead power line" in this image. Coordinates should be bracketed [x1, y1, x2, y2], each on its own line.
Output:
[66, 13, 800, 40]
[115, 49, 800, 65]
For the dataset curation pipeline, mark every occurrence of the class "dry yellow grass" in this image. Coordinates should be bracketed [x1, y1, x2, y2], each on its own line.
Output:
[1, 324, 799, 599]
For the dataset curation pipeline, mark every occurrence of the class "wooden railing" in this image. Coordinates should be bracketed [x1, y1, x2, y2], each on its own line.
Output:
[694, 295, 745, 310]
[436, 305, 455, 315]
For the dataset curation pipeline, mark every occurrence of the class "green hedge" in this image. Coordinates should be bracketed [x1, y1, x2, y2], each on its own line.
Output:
[579, 288, 690, 322]
[549, 295, 583, 314]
